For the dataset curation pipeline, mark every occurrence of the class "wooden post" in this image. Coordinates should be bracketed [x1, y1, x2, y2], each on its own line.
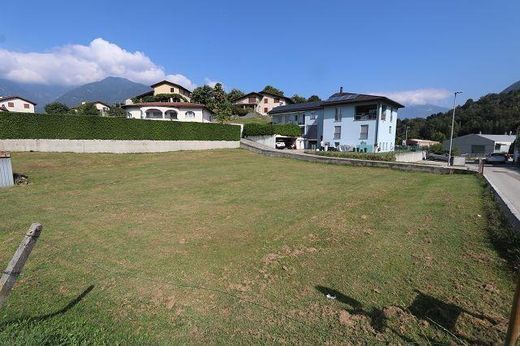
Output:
[0, 223, 42, 309]
[505, 276, 520, 346]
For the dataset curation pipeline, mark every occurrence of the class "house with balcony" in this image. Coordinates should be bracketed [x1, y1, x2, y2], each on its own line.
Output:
[232, 91, 293, 115]
[122, 102, 212, 123]
[126, 80, 192, 104]
[270, 88, 403, 152]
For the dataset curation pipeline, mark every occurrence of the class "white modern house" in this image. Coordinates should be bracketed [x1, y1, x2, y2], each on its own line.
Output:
[0, 96, 36, 113]
[122, 102, 213, 122]
[442, 133, 517, 156]
[270, 88, 403, 152]
[232, 91, 293, 115]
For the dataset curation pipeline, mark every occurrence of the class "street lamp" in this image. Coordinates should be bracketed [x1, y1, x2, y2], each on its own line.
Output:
[447, 91, 463, 166]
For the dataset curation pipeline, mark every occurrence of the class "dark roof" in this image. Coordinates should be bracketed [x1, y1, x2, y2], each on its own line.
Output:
[269, 91, 404, 114]
[0, 95, 37, 105]
[269, 101, 323, 114]
[121, 102, 208, 110]
[324, 92, 404, 108]
[149, 80, 192, 93]
[134, 90, 154, 99]
[94, 101, 111, 108]
[232, 92, 263, 102]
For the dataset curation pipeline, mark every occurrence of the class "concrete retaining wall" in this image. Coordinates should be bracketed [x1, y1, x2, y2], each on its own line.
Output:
[240, 138, 474, 175]
[245, 135, 276, 148]
[0, 139, 240, 153]
[395, 151, 425, 163]
[485, 176, 520, 232]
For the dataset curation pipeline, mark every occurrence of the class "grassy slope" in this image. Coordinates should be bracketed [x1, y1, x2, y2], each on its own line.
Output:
[0, 150, 514, 344]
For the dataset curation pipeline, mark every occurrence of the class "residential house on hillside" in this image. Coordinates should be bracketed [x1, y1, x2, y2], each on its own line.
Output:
[270, 88, 403, 152]
[232, 92, 293, 115]
[442, 133, 516, 156]
[122, 102, 213, 123]
[127, 80, 192, 103]
[0, 96, 36, 113]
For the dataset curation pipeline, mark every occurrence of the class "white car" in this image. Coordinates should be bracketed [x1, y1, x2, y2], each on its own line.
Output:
[275, 142, 286, 149]
[484, 153, 507, 164]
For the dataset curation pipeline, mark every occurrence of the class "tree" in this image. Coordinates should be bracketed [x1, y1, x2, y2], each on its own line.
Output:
[262, 85, 284, 96]
[191, 85, 214, 106]
[227, 88, 245, 102]
[45, 102, 70, 115]
[291, 94, 307, 103]
[107, 106, 126, 117]
[307, 95, 322, 102]
[212, 83, 232, 123]
[75, 102, 100, 116]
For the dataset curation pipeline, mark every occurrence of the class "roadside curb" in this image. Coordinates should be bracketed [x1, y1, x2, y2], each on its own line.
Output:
[484, 175, 520, 232]
[240, 138, 475, 175]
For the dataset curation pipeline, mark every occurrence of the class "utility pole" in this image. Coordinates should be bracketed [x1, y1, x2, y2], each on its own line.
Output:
[447, 91, 462, 166]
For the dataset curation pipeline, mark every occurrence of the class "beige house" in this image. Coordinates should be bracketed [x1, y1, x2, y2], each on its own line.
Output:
[92, 101, 110, 116]
[0, 96, 36, 113]
[128, 80, 192, 104]
[232, 92, 293, 115]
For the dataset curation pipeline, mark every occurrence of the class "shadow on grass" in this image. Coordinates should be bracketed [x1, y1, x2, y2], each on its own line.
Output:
[0, 285, 94, 331]
[315, 286, 501, 344]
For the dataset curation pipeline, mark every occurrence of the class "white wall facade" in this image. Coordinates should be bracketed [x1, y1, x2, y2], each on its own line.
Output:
[125, 106, 212, 123]
[233, 94, 290, 115]
[0, 98, 35, 113]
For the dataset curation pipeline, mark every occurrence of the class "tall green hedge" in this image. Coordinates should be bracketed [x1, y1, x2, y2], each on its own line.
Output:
[242, 123, 301, 137]
[0, 113, 241, 141]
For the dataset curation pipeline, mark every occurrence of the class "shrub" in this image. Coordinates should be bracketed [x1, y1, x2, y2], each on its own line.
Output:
[0, 113, 241, 141]
[242, 123, 301, 137]
[308, 150, 396, 162]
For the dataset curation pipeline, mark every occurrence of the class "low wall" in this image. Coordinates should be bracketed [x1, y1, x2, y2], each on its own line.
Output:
[240, 138, 474, 175]
[245, 135, 276, 148]
[0, 139, 239, 153]
[485, 176, 520, 232]
[395, 151, 425, 163]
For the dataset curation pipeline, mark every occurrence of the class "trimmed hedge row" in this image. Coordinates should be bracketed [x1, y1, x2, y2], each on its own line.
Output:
[0, 113, 241, 141]
[308, 150, 396, 162]
[242, 123, 301, 137]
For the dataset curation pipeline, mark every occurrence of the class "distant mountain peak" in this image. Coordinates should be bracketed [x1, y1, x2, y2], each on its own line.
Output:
[398, 104, 449, 119]
[502, 80, 520, 94]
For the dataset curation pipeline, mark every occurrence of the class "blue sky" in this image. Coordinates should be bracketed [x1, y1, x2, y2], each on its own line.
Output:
[1, 0, 519, 106]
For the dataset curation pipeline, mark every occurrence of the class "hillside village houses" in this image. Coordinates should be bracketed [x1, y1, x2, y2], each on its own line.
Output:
[0, 96, 36, 113]
[123, 80, 213, 122]
[269, 87, 403, 152]
[232, 91, 293, 115]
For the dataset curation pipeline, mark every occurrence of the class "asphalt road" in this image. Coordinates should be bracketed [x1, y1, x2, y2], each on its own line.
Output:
[484, 164, 520, 219]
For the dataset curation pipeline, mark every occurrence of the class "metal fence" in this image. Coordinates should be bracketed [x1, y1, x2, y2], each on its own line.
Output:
[0, 152, 14, 188]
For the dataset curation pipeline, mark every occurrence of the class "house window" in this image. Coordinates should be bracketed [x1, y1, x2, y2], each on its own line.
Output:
[310, 112, 316, 120]
[165, 110, 178, 120]
[274, 97, 280, 103]
[145, 109, 163, 119]
[264, 107, 268, 113]
[334, 107, 342, 122]
[298, 114, 304, 125]
[389, 126, 392, 134]
[264, 98, 268, 104]
[390, 108, 394, 122]
[170, 87, 175, 93]
[334, 126, 341, 139]
[24, 103, 30, 109]
[248, 97, 257, 104]
[355, 104, 377, 120]
[495, 143, 501, 151]
[185, 111, 195, 118]
[7, 102, 14, 107]
[381, 105, 386, 121]
[360, 125, 369, 139]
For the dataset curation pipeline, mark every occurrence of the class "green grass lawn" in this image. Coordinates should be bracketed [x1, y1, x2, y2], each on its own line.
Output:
[0, 149, 515, 344]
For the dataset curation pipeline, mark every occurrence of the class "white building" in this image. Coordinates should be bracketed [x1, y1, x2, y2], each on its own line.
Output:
[92, 101, 110, 116]
[442, 133, 517, 156]
[126, 80, 192, 104]
[122, 102, 213, 122]
[270, 88, 403, 152]
[0, 96, 36, 113]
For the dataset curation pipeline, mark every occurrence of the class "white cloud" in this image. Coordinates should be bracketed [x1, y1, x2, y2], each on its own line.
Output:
[371, 88, 451, 105]
[0, 38, 195, 89]
[203, 78, 222, 88]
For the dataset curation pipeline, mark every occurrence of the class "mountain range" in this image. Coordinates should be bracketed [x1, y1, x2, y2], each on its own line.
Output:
[397, 104, 449, 119]
[0, 77, 150, 112]
[502, 80, 520, 94]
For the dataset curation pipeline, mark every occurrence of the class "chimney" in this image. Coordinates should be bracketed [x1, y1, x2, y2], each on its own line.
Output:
[340, 86, 343, 94]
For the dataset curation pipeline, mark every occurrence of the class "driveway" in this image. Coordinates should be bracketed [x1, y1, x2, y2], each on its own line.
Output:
[484, 164, 520, 220]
